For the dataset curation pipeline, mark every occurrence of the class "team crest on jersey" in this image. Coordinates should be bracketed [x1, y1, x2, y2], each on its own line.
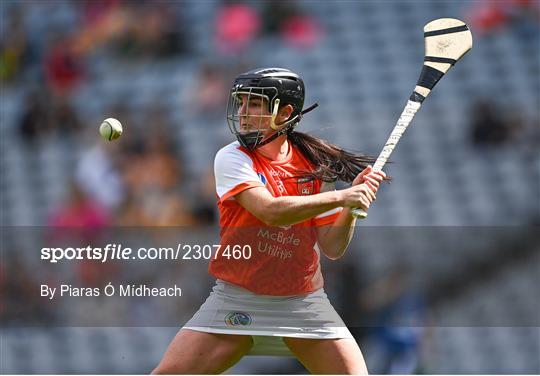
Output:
[257, 172, 267, 185]
[297, 178, 314, 195]
[225, 312, 252, 327]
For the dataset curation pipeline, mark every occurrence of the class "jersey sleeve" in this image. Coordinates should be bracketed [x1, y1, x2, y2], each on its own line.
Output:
[314, 207, 343, 226]
[214, 144, 264, 202]
[313, 182, 343, 226]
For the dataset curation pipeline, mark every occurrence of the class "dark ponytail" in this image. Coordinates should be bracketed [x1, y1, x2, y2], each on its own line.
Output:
[288, 131, 383, 183]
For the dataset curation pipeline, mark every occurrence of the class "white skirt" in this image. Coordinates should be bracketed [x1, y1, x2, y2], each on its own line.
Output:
[183, 280, 353, 356]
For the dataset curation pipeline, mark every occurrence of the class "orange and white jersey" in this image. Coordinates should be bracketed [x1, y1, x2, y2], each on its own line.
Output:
[209, 141, 342, 296]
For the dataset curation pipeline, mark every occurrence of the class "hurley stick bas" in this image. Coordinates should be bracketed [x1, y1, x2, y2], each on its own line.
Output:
[352, 18, 473, 219]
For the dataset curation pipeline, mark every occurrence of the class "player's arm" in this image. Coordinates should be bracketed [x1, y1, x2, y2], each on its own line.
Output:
[316, 208, 357, 260]
[236, 167, 385, 228]
[235, 187, 344, 227]
[316, 167, 386, 260]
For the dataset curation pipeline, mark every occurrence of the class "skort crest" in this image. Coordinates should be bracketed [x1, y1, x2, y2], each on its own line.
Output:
[225, 311, 252, 327]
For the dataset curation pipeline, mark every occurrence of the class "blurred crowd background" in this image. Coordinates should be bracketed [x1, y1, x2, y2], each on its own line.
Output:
[1, 0, 539, 374]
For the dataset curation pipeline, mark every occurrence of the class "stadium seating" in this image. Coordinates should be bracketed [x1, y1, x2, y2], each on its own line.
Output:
[1, 1, 538, 374]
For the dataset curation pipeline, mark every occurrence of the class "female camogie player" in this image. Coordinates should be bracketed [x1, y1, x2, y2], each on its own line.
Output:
[153, 68, 386, 375]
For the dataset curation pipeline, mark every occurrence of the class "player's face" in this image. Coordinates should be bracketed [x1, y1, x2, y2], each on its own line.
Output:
[236, 94, 272, 135]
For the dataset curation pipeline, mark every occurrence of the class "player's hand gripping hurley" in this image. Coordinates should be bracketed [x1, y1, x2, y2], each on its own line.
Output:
[352, 18, 473, 219]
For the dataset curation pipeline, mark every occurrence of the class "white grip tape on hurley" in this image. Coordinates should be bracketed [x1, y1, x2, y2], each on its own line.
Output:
[352, 99, 422, 219]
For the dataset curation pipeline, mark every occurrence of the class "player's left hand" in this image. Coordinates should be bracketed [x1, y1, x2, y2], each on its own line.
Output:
[352, 166, 386, 195]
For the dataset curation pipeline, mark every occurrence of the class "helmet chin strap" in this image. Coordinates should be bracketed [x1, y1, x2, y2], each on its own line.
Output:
[256, 102, 319, 148]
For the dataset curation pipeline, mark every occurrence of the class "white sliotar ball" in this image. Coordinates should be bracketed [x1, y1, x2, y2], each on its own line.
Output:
[99, 118, 123, 141]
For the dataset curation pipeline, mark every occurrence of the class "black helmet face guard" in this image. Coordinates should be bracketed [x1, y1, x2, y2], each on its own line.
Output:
[226, 86, 280, 150]
[226, 68, 314, 150]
